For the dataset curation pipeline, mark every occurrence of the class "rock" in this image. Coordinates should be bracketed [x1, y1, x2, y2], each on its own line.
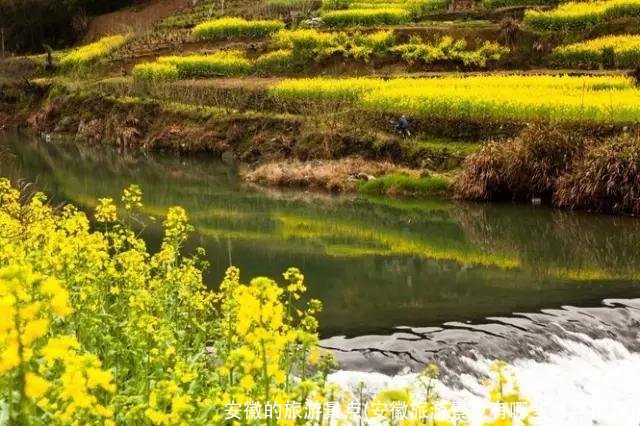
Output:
[347, 173, 375, 182]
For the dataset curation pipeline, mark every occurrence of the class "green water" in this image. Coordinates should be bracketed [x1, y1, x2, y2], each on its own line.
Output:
[2, 133, 640, 336]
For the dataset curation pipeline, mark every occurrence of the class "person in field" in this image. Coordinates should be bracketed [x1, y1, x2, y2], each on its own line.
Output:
[396, 115, 411, 138]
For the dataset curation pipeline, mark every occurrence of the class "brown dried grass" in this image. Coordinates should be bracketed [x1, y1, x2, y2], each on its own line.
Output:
[243, 157, 417, 193]
[455, 125, 587, 202]
[555, 134, 640, 215]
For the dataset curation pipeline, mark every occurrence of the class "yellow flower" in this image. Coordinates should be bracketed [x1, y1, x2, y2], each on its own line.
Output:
[86, 367, 115, 392]
[41, 336, 80, 365]
[239, 375, 255, 391]
[95, 198, 117, 223]
[95, 404, 114, 418]
[171, 394, 192, 415]
[0, 344, 20, 373]
[25, 372, 50, 399]
[22, 319, 50, 346]
[145, 408, 170, 425]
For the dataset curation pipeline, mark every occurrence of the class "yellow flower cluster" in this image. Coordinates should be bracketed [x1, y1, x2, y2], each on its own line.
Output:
[321, 0, 447, 26]
[0, 178, 336, 424]
[524, 0, 640, 31]
[60, 34, 130, 69]
[192, 17, 285, 40]
[0, 177, 532, 425]
[553, 34, 640, 68]
[133, 51, 253, 81]
[270, 75, 640, 123]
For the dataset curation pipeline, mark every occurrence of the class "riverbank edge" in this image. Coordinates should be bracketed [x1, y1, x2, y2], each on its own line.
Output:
[3, 82, 457, 197]
[3, 79, 640, 214]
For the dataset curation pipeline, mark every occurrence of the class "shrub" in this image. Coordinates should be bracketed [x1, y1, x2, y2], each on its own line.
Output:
[132, 62, 180, 81]
[555, 134, 640, 215]
[272, 28, 396, 62]
[60, 34, 130, 69]
[272, 29, 335, 57]
[156, 51, 254, 77]
[321, 8, 411, 26]
[390, 35, 508, 67]
[552, 35, 640, 69]
[192, 17, 285, 40]
[524, 0, 640, 31]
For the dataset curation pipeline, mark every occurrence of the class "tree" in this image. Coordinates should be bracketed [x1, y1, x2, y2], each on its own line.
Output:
[0, 0, 136, 53]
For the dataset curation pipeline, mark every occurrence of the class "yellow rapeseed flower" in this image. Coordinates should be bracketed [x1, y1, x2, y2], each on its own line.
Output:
[25, 372, 51, 399]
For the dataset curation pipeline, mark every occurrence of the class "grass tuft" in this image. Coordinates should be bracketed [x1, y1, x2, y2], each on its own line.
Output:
[359, 174, 451, 196]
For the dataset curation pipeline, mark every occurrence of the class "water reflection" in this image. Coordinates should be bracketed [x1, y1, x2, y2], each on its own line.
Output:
[1, 133, 639, 336]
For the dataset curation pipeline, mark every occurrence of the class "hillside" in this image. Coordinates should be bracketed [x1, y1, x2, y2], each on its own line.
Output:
[2, 0, 640, 213]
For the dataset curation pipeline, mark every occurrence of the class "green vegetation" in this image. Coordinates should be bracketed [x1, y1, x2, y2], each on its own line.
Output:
[552, 35, 640, 68]
[59, 35, 130, 69]
[359, 173, 451, 195]
[6, 0, 640, 215]
[131, 29, 507, 81]
[524, 0, 640, 31]
[192, 17, 285, 40]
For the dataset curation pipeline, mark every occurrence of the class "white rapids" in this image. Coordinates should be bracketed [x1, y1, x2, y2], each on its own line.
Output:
[329, 333, 640, 425]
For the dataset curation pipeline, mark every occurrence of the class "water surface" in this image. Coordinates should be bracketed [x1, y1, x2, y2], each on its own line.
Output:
[2, 133, 640, 338]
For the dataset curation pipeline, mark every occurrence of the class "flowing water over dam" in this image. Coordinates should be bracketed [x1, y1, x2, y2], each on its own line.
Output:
[1, 133, 640, 425]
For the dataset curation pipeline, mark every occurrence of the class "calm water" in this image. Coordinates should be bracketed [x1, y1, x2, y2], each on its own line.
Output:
[2, 132, 640, 337]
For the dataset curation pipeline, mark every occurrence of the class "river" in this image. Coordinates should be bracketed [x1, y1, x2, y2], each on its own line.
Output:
[1, 132, 639, 425]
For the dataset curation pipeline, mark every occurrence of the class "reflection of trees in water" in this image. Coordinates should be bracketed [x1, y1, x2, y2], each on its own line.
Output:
[7, 134, 640, 282]
[454, 203, 640, 281]
[4, 133, 640, 334]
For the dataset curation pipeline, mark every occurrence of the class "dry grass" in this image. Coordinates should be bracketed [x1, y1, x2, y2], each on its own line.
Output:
[456, 124, 640, 215]
[555, 134, 640, 215]
[243, 157, 417, 192]
[455, 125, 587, 202]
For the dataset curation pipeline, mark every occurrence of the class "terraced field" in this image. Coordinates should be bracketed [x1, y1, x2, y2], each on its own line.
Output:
[6, 0, 640, 212]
